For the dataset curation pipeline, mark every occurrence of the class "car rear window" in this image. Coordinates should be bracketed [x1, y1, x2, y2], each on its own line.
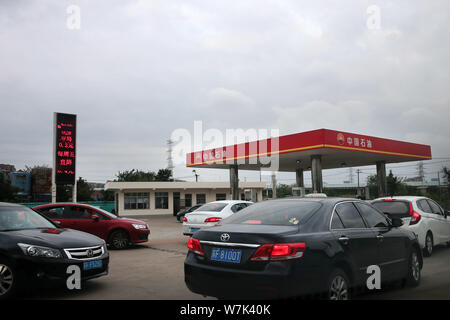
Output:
[222, 200, 321, 226]
[196, 203, 228, 212]
[371, 200, 410, 218]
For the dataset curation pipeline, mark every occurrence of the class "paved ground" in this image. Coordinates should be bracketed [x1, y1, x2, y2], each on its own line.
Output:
[24, 215, 450, 300]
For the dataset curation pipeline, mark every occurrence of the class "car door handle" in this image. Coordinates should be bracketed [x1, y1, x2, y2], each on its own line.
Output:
[338, 236, 350, 245]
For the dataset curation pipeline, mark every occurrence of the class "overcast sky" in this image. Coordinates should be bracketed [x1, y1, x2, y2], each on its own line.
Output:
[1, 0, 449, 186]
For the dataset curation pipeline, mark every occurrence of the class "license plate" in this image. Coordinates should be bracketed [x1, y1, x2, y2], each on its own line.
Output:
[210, 248, 242, 263]
[190, 228, 200, 233]
[83, 260, 102, 270]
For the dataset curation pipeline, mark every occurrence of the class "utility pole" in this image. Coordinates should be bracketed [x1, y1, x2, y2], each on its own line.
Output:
[356, 169, 361, 188]
[438, 171, 441, 201]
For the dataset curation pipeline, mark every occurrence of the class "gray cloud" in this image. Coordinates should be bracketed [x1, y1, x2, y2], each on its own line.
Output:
[0, 0, 449, 184]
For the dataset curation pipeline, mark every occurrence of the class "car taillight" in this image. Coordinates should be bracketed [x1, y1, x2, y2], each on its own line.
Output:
[204, 217, 222, 223]
[409, 202, 421, 225]
[250, 242, 306, 261]
[183, 217, 187, 222]
[187, 238, 204, 256]
[383, 198, 396, 201]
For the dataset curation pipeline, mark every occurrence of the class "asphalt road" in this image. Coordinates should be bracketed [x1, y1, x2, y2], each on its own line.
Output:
[24, 215, 450, 300]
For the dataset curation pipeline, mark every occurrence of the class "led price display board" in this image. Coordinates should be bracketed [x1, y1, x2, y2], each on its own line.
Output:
[54, 113, 76, 185]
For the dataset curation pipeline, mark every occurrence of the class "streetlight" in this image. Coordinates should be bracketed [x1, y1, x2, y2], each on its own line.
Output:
[192, 170, 199, 182]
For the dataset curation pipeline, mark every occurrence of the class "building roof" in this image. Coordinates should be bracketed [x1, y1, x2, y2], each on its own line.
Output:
[186, 128, 432, 172]
[105, 181, 266, 191]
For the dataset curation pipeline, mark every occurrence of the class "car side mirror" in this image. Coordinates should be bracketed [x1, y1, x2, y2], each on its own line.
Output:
[53, 220, 61, 227]
[444, 211, 449, 219]
[92, 214, 99, 222]
[390, 217, 403, 228]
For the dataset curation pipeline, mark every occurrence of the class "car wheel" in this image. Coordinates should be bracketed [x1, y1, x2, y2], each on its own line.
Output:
[406, 249, 421, 287]
[109, 230, 129, 250]
[0, 259, 19, 300]
[327, 269, 351, 300]
[423, 232, 433, 257]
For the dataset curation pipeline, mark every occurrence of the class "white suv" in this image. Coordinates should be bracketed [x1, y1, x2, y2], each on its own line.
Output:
[371, 196, 450, 257]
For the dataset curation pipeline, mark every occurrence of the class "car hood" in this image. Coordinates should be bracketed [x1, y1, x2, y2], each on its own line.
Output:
[116, 217, 147, 225]
[3, 228, 104, 249]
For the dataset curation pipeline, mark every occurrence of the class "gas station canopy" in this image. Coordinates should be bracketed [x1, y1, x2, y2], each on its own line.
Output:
[186, 129, 431, 198]
[187, 129, 431, 171]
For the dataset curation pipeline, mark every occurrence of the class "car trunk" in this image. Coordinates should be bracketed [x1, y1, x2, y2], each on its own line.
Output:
[185, 211, 223, 224]
[195, 224, 299, 269]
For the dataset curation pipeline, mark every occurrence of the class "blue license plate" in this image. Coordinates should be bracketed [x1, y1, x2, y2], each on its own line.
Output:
[83, 260, 102, 270]
[190, 228, 200, 233]
[210, 248, 242, 263]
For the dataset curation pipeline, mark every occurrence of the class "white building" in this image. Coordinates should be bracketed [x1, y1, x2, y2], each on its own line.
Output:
[104, 181, 266, 216]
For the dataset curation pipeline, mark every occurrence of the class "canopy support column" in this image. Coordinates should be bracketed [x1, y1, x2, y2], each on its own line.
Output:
[229, 165, 239, 200]
[296, 168, 304, 188]
[311, 155, 323, 193]
[376, 161, 387, 197]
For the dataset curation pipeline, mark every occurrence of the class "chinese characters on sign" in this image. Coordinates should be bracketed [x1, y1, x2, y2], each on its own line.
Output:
[339, 133, 373, 149]
[55, 113, 76, 185]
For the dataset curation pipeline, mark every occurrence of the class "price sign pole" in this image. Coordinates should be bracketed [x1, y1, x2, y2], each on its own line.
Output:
[52, 112, 77, 203]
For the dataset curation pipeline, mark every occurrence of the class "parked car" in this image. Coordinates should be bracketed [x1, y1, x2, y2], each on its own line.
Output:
[184, 198, 422, 300]
[183, 200, 253, 236]
[176, 204, 202, 222]
[371, 196, 450, 257]
[33, 203, 150, 250]
[0, 202, 109, 299]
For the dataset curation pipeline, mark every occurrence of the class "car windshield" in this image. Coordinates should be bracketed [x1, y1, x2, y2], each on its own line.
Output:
[93, 206, 118, 219]
[0, 206, 56, 231]
[223, 200, 322, 226]
[195, 203, 228, 212]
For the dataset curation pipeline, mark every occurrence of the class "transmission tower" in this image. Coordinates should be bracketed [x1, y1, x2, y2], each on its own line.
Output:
[348, 168, 354, 184]
[417, 161, 425, 184]
[167, 139, 174, 171]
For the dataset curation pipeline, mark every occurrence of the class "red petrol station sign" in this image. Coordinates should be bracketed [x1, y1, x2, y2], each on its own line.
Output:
[186, 129, 432, 168]
[54, 112, 76, 185]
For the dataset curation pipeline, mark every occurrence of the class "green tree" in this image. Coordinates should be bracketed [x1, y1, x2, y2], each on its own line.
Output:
[56, 184, 71, 202]
[443, 167, 450, 192]
[101, 189, 115, 201]
[77, 177, 94, 201]
[386, 170, 406, 197]
[276, 184, 293, 198]
[115, 168, 173, 182]
[155, 168, 173, 181]
[116, 169, 155, 182]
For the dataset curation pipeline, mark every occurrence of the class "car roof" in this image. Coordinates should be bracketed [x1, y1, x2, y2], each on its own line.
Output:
[372, 196, 428, 202]
[0, 202, 24, 207]
[265, 197, 363, 205]
[207, 200, 253, 204]
[33, 202, 95, 208]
